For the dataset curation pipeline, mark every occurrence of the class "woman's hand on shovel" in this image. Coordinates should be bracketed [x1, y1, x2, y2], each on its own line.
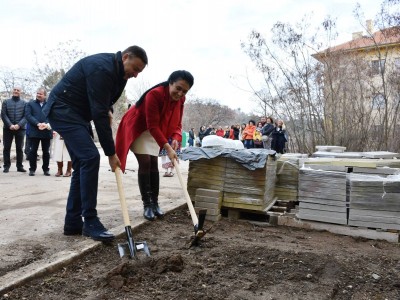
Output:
[163, 143, 178, 165]
[108, 154, 121, 172]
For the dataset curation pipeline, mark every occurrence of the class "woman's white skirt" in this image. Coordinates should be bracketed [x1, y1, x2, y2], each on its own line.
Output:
[130, 130, 160, 156]
[53, 134, 71, 162]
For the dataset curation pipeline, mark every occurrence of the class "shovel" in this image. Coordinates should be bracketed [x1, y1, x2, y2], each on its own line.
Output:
[115, 167, 150, 258]
[173, 159, 207, 247]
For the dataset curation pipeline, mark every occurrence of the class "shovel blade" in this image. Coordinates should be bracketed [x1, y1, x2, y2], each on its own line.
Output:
[136, 241, 151, 257]
[190, 209, 208, 247]
[118, 226, 151, 259]
[118, 241, 151, 259]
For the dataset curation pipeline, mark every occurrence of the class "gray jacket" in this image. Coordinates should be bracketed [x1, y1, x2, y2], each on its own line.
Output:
[1, 96, 27, 129]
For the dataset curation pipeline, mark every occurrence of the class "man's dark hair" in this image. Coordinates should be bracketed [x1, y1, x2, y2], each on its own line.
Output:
[122, 45, 148, 65]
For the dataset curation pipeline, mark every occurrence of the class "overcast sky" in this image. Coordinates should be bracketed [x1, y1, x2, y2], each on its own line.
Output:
[0, 0, 382, 113]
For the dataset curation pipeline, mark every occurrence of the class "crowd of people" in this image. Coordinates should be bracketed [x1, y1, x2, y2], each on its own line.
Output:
[1, 86, 72, 176]
[192, 116, 288, 154]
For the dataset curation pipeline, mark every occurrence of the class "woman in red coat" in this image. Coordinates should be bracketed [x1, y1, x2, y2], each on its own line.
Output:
[116, 70, 194, 221]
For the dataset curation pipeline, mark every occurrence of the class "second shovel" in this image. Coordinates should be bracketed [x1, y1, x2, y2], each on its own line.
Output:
[115, 167, 150, 259]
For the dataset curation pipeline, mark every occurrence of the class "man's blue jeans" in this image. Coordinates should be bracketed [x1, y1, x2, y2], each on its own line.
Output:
[48, 117, 100, 225]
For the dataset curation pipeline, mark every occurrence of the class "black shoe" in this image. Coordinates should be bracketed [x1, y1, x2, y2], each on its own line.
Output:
[144, 206, 155, 221]
[64, 218, 83, 236]
[152, 203, 164, 218]
[64, 225, 83, 236]
[3, 168, 9, 173]
[29, 170, 35, 176]
[44, 170, 50, 176]
[17, 168, 27, 172]
[82, 218, 115, 242]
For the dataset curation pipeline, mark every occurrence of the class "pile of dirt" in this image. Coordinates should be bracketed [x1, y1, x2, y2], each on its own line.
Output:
[1, 207, 399, 300]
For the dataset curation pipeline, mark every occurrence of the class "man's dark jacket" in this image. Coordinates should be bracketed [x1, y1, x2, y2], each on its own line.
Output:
[43, 51, 127, 156]
[1, 96, 27, 129]
[25, 100, 52, 139]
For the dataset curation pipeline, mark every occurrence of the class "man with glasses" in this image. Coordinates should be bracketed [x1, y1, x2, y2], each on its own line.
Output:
[1, 87, 27, 173]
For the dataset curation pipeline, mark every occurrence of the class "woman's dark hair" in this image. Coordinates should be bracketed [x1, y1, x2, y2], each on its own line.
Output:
[266, 116, 274, 123]
[249, 120, 255, 125]
[135, 70, 194, 107]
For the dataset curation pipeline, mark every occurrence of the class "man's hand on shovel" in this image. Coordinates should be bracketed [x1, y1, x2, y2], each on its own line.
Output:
[109, 154, 121, 172]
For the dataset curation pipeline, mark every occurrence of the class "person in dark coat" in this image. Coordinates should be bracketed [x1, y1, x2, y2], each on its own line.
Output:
[271, 119, 288, 154]
[188, 128, 195, 147]
[1, 87, 27, 173]
[25, 88, 53, 176]
[43, 45, 148, 242]
[261, 116, 275, 149]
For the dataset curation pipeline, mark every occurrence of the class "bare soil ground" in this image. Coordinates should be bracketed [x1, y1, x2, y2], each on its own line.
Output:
[1, 206, 399, 300]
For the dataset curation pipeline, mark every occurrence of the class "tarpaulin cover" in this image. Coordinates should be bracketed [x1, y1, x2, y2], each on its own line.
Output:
[179, 147, 276, 170]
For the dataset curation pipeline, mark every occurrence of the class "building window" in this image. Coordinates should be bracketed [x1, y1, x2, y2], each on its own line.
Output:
[371, 59, 385, 75]
[372, 94, 385, 109]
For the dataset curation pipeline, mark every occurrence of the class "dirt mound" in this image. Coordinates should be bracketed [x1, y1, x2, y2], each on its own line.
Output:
[2, 207, 400, 300]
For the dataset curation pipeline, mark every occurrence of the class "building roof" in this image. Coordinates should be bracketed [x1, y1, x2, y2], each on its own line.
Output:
[313, 26, 400, 60]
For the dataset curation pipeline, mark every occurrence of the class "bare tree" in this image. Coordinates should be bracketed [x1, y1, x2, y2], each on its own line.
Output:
[242, 1, 400, 153]
[0, 67, 35, 102]
[32, 40, 86, 91]
[241, 14, 328, 154]
[182, 97, 250, 135]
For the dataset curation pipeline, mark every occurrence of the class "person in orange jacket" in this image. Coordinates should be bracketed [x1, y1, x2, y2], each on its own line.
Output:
[242, 120, 256, 149]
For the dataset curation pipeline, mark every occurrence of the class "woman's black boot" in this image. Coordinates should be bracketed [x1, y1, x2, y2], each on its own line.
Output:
[150, 171, 164, 217]
[138, 173, 155, 221]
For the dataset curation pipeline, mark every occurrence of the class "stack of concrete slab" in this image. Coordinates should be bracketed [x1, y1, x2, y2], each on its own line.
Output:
[315, 145, 346, 153]
[187, 157, 226, 200]
[222, 157, 276, 211]
[361, 151, 400, 159]
[303, 157, 400, 169]
[275, 154, 307, 202]
[348, 174, 400, 230]
[296, 167, 348, 225]
[352, 167, 400, 177]
[187, 155, 277, 213]
[194, 188, 222, 222]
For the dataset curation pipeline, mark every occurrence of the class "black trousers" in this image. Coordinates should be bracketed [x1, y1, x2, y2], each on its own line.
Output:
[25, 136, 31, 156]
[29, 137, 51, 172]
[2, 128, 25, 169]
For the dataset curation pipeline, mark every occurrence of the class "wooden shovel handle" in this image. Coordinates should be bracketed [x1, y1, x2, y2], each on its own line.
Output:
[174, 159, 198, 226]
[115, 167, 131, 227]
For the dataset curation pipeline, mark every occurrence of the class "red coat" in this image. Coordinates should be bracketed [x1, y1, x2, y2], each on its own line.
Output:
[116, 85, 185, 171]
[215, 129, 225, 137]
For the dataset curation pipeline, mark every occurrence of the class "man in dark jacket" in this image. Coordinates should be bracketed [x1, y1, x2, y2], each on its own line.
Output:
[25, 88, 52, 176]
[188, 128, 195, 146]
[1, 87, 27, 173]
[43, 45, 148, 242]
